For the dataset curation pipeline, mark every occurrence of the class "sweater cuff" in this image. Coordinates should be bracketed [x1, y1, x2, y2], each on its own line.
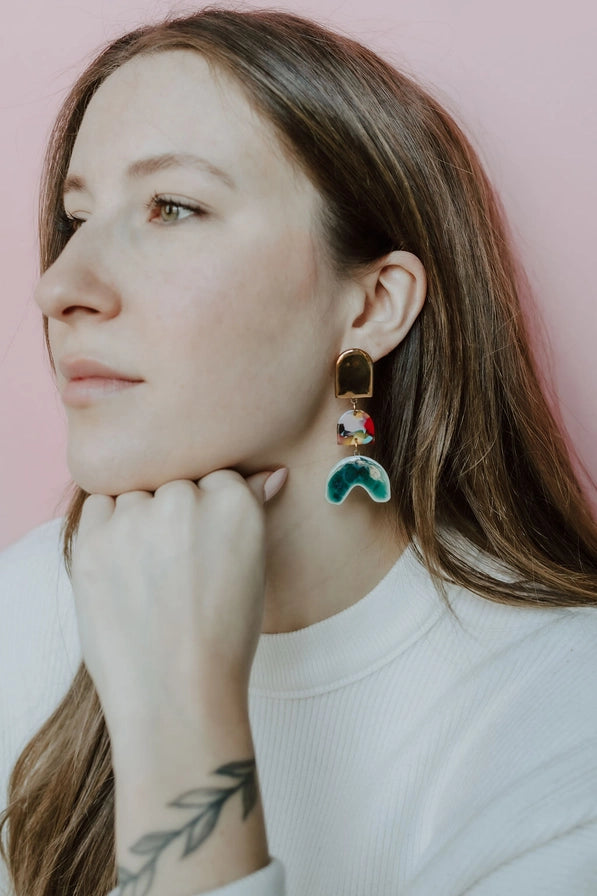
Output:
[106, 856, 286, 895]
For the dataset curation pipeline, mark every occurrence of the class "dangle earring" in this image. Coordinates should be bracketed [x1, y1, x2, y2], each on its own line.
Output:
[325, 348, 391, 504]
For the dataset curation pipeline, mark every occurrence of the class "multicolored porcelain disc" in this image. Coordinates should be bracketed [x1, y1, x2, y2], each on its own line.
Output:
[336, 409, 375, 445]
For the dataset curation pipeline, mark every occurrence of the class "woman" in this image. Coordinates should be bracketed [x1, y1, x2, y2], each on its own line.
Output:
[1, 7, 596, 895]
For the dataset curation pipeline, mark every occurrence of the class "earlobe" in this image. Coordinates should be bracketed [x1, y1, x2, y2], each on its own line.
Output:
[346, 250, 427, 361]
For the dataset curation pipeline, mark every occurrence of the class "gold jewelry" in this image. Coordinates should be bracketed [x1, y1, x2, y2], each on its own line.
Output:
[325, 348, 391, 504]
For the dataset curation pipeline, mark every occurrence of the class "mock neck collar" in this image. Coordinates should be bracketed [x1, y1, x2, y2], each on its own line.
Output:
[249, 541, 446, 696]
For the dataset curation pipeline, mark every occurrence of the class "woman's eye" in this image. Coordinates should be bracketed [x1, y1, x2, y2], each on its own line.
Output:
[56, 196, 204, 238]
[148, 196, 204, 224]
[56, 213, 83, 237]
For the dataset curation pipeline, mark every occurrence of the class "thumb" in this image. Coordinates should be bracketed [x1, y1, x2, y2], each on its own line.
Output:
[245, 467, 289, 504]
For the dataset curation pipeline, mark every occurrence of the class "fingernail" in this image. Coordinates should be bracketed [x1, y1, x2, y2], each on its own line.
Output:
[263, 467, 289, 502]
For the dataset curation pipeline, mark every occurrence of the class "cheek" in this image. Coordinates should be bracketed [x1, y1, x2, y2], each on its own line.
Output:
[158, 230, 322, 352]
[138, 216, 334, 430]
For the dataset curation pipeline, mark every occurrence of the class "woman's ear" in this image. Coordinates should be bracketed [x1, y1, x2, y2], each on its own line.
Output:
[343, 250, 427, 361]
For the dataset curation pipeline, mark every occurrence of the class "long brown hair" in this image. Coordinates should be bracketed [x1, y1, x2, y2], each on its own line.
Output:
[2, 8, 597, 894]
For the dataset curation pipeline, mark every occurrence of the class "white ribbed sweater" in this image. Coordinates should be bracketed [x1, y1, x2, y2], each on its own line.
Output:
[1, 518, 597, 895]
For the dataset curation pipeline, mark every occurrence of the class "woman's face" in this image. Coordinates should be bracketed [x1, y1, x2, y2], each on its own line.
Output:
[35, 50, 345, 495]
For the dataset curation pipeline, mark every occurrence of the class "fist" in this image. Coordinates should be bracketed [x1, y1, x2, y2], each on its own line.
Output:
[70, 468, 287, 741]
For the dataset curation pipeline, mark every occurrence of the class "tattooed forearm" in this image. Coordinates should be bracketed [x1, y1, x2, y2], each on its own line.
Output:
[117, 758, 258, 896]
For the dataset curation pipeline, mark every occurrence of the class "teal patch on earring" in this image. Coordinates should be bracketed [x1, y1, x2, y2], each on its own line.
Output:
[325, 456, 391, 504]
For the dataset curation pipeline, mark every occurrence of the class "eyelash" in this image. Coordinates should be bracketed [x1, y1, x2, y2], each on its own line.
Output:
[57, 194, 206, 235]
[146, 194, 207, 223]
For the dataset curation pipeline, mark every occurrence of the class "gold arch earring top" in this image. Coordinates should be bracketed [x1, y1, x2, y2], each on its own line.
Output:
[335, 348, 373, 399]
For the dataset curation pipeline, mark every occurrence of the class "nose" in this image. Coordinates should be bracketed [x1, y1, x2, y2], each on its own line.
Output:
[34, 226, 121, 323]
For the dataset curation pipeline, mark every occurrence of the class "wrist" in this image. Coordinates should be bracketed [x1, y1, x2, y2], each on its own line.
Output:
[107, 684, 251, 762]
[113, 740, 269, 894]
[110, 707, 253, 778]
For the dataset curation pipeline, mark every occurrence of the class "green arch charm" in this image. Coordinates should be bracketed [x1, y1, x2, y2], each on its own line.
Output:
[325, 456, 391, 504]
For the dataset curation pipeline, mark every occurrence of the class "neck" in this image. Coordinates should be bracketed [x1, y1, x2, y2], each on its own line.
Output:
[260, 451, 408, 634]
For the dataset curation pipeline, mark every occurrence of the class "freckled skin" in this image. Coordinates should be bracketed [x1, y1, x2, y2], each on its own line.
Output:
[35, 50, 344, 497]
[34, 48, 425, 640]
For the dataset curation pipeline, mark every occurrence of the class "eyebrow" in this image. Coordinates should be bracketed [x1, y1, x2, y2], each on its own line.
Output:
[62, 152, 235, 197]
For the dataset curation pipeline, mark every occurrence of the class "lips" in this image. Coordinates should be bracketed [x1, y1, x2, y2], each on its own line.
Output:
[58, 355, 143, 382]
[57, 355, 145, 407]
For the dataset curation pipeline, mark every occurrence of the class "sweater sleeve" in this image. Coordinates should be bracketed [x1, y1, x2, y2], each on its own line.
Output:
[105, 856, 286, 896]
[462, 821, 597, 895]
[401, 737, 597, 895]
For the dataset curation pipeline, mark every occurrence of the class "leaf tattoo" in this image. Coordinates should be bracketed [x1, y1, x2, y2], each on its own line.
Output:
[117, 758, 258, 896]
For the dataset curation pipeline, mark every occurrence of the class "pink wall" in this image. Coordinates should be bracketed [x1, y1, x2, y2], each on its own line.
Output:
[2, 0, 596, 549]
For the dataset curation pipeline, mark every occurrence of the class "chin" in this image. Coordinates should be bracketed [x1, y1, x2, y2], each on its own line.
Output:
[67, 453, 221, 497]
[68, 458, 170, 497]
[71, 472, 152, 497]
[66, 435, 255, 495]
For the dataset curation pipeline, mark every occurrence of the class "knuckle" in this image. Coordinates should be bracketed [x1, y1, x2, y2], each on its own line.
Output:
[155, 479, 196, 507]
[219, 481, 255, 511]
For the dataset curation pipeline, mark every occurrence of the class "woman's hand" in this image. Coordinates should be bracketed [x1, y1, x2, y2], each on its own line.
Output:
[70, 467, 288, 748]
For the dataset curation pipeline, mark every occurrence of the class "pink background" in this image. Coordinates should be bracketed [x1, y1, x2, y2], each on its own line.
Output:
[2, 0, 596, 550]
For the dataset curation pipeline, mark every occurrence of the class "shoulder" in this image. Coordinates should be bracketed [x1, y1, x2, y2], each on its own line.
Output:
[437, 530, 597, 655]
[437, 575, 597, 802]
[429, 534, 597, 747]
[0, 518, 81, 761]
[416, 562, 597, 888]
[0, 516, 66, 580]
[444, 552, 597, 705]
[0, 515, 77, 654]
[1, 517, 77, 649]
[0, 518, 70, 646]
